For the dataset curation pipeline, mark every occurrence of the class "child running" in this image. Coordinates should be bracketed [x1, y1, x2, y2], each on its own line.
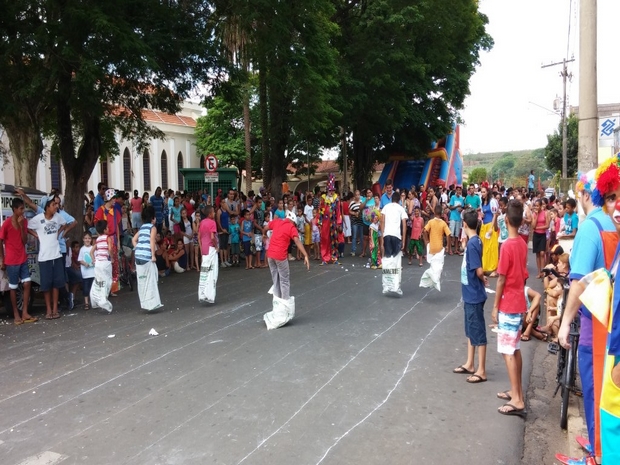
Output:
[453, 209, 488, 384]
[492, 199, 528, 417]
[132, 206, 163, 311]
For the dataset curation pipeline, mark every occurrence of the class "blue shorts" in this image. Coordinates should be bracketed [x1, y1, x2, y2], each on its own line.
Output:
[6, 262, 31, 289]
[243, 241, 251, 256]
[39, 257, 66, 292]
[464, 301, 487, 346]
[67, 267, 82, 285]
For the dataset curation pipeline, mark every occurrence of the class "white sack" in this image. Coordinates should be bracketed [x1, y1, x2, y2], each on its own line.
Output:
[264, 295, 296, 330]
[90, 261, 113, 313]
[382, 252, 403, 295]
[419, 246, 445, 292]
[136, 261, 163, 311]
[198, 248, 219, 304]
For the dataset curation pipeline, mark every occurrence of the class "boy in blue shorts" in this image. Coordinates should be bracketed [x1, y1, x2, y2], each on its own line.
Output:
[492, 199, 528, 417]
[453, 209, 488, 383]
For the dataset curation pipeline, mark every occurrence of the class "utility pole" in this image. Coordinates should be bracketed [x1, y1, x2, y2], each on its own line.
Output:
[578, 0, 598, 172]
[542, 57, 574, 178]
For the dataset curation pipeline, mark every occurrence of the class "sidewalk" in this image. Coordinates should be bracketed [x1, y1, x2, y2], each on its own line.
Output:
[523, 336, 587, 463]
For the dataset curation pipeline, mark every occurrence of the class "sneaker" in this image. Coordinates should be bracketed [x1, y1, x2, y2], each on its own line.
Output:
[68, 292, 74, 310]
[225, 261, 232, 267]
[351, 252, 356, 256]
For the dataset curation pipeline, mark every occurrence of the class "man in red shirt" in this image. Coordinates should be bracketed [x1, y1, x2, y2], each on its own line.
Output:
[266, 211, 309, 300]
[0, 198, 37, 324]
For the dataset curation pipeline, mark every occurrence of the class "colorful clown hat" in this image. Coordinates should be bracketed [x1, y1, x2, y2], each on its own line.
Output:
[327, 173, 336, 192]
[592, 154, 620, 206]
[576, 169, 597, 195]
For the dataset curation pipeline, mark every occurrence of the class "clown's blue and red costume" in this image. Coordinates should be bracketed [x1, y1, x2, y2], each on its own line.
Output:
[318, 190, 341, 264]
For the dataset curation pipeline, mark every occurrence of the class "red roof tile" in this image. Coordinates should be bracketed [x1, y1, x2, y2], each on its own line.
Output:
[142, 109, 196, 128]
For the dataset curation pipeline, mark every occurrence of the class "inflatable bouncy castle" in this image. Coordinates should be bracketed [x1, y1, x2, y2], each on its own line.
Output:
[377, 125, 463, 190]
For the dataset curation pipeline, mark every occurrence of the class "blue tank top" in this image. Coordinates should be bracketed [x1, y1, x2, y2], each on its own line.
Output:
[242, 219, 253, 242]
[220, 209, 229, 230]
[135, 224, 153, 261]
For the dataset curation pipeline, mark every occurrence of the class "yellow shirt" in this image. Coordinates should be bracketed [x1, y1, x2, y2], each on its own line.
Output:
[424, 218, 451, 254]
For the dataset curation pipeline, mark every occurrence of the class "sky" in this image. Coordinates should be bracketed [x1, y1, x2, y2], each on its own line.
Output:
[459, 0, 620, 155]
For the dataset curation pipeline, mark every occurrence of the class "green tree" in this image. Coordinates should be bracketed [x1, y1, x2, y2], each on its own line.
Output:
[468, 167, 487, 185]
[195, 95, 253, 191]
[544, 113, 578, 176]
[332, 0, 493, 188]
[1, 0, 213, 236]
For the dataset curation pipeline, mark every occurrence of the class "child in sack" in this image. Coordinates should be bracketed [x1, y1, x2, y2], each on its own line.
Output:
[90, 220, 113, 313]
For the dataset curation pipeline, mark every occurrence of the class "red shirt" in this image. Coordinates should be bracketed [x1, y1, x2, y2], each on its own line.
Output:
[130, 197, 142, 213]
[267, 219, 299, 261]
[496, 237, 529, 314]
[94, 205, 119, 236]
[0, 217, 28, 265]
[183, 200, 194, 217]
[199, 218, 218, 254]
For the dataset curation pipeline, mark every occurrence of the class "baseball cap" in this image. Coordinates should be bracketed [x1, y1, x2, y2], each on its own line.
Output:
[285, 210, 296, 222]
[105, 188, 116, 201]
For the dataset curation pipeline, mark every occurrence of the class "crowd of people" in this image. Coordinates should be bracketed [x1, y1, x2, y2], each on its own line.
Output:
[3, 164, 620, 463]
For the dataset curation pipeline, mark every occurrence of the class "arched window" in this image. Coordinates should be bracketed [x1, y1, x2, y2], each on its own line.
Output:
[161, 150, 168, 189]
[143, 149, 151, 191]
[101, 160, 109, 187]
[200, 155, 205, 170]
[123, 148, 131, 191]
[177, 152, 184, 190]
[50, 157, 62, 192]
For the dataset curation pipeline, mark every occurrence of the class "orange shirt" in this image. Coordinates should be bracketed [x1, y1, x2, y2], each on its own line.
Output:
[424, 218, 451, 254]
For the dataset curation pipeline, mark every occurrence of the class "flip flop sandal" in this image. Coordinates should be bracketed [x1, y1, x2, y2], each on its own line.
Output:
[498, 403, 527, 417]
[51, 313, 61, 319]
[497, 390, 512, 401]
[14, 319, 24, 325]
[452, 365, 474, 375]
[22, 317, 39, 323]
[45, 314, 53, 320]
[466, 374, 487, 383]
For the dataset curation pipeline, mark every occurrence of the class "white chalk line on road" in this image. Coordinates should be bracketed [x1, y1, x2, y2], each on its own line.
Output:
[120, 279, 357, 464]
[0, 300, 260, 436]
[315, 299, 462, 464]
[0, 299, 257, 407]
[236, 287, 442, 465]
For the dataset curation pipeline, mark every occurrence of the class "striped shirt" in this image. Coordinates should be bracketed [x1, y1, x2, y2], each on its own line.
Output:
[94, 235, 110, 262]
[135, 224, 154, 262]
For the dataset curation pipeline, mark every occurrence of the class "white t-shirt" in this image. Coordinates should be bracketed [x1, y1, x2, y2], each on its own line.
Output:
[381, 202, 408, 239]
[304, 204, 314, 223]
[28, 212, 66, 262]
[78, 245, 95, 278]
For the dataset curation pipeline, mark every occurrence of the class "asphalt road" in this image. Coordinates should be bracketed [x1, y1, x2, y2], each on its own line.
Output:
[0, 251, 539, 465]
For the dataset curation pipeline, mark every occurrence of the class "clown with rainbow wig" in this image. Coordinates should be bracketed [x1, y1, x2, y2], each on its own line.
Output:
[575, 154, 620, 464]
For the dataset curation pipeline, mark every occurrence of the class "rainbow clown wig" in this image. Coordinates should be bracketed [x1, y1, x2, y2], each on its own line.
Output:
[592, 154, 620, 207]
[576, 169, 597, 196]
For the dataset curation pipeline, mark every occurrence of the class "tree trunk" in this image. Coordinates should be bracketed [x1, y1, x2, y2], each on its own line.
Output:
[243, 91, 252, 193]
[56, 74, 101, 241]
[352, 130, 374, 190]
[258, 64, 271, 191]
[4, 117, 42, 187]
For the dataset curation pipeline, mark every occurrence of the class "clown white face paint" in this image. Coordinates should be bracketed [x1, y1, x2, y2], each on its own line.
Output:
[604, 187, 620, 233]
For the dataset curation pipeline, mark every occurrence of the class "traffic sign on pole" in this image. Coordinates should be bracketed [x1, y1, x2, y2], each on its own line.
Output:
[205, 154, 218, 173]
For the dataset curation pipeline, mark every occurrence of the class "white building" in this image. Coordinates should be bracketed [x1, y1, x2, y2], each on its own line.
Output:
[0, 101, 205, 195]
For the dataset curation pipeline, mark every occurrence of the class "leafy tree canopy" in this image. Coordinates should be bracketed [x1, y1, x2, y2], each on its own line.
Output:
[544, 113, 579, 177]
[468, 167, 487, 185]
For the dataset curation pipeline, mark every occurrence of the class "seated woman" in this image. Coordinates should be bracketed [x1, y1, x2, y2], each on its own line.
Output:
[538, 252, 570, 340]
[167, 238, 187, 273]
